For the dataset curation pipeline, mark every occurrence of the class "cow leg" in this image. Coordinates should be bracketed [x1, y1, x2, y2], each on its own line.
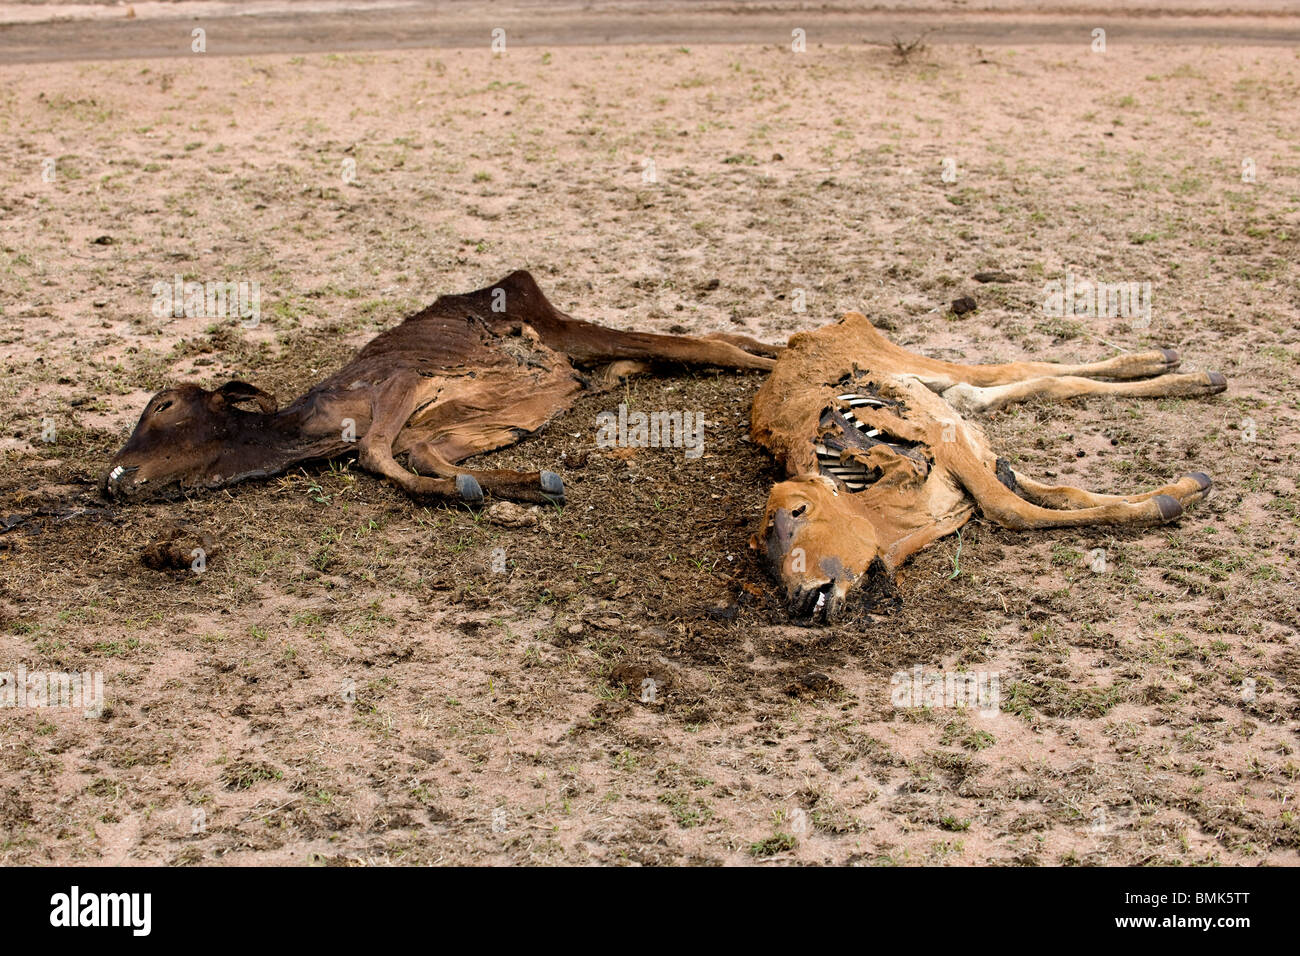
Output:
[406, 442, 565, 506]
[955, 457, 1184, 530]
[953, 349, 1183, 386]
[359, 439, 478, 503]
[593, 360, 654, 387]
[702, 331, 784, 359]
[833, 314, 1185, 388]
[543, 320, 777, 370]
[602, 333, 776, 370]
[1003, 466, 1213, 512]
[942, 370, 1226, 415]
[357, 379, 483, 504]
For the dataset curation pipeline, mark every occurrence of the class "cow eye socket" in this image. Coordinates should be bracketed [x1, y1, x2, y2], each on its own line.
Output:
[155, 400, 173, 413]
[791, 504, 808, 518]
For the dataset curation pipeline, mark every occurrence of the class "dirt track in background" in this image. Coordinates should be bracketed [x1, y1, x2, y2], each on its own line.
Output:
[3, 0, 1300, 63]
[1, 24, 1298, 864]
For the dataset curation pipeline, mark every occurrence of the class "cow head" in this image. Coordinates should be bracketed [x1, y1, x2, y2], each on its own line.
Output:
[101, 381, 279, 500]
[752, 474, 881, 623]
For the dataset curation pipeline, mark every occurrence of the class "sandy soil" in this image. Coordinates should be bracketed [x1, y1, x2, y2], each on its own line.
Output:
[0, 32, 1297, 865]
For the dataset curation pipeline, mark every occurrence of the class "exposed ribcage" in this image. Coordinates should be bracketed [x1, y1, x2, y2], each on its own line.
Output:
[814, 393, 888, 491]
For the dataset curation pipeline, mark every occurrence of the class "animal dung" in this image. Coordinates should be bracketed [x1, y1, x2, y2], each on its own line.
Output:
[784, 671, 841, 699]
[607, 661, 675, 698]
[483, 501, 541, 528]
[139, 524, 216, 571]
[950, 296, 978, 316]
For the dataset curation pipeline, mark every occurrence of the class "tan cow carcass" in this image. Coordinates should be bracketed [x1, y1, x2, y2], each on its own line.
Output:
[750, 311, 1227, 622]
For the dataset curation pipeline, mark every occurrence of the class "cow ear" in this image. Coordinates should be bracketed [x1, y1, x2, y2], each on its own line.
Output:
[212, 381, 277, 414]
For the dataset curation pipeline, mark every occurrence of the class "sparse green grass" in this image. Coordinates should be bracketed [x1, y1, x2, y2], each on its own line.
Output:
[748, 833, 796, 858]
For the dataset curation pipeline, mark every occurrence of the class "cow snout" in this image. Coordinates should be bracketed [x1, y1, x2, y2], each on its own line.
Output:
[762, 507, 799, 572]
[101, 464, 139, 499]
[788, 576, 852, 624]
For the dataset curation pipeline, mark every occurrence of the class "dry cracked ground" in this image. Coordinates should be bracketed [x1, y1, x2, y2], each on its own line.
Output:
[0, 39, 1297, 865]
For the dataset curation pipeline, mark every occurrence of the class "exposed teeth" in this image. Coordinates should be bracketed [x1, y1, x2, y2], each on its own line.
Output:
[814, 591, 827, 612]
[109, 466, 124, 480]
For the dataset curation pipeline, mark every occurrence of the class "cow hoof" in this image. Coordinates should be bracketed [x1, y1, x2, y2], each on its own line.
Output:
[539, 470, 565, 505]
[455, 474, 484, 504]
[1206, 371, 1227, 388]
[1154, 494, 1183, 522]
[1160, 347, 1179, 367]
[1187, 472, 1212, 492]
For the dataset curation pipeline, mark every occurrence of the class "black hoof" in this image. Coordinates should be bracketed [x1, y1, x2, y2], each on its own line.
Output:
[1187, 472, 1212, 492]
[539, 470, 564, 498]
[1154, 494, 1183, 522]
[995, 457, 1020, 494]
[1206, 371, 1227, 388]
[1160, 347, 1179, 366]
[455, 474, 483, 504]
